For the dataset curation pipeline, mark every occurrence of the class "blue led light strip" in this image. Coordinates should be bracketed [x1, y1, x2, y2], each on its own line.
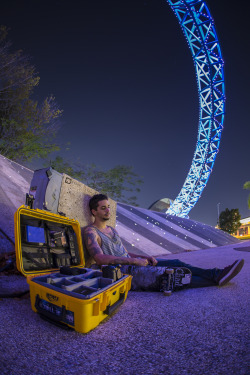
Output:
[165, 0, 225, 217]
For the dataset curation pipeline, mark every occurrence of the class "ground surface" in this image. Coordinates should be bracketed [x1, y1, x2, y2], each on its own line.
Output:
[0, 241, 249, 375]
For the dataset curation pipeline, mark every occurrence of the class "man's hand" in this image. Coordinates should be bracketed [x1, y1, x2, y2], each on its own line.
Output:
[128, 255, 158, 267]
[146, 256, 158, 266]
[133, 258, 150, 267]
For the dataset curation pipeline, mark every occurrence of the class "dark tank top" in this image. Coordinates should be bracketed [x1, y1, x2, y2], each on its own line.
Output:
[92, 226, 130, 258]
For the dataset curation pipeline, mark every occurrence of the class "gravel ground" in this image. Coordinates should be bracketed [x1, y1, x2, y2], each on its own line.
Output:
[0, 242, 249, 375]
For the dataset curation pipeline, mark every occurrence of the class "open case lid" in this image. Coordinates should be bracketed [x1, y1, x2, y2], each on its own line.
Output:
[14, 205, 85, 278]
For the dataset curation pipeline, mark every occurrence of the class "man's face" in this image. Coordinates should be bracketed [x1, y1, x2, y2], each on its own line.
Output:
[92, 199, 110, 221]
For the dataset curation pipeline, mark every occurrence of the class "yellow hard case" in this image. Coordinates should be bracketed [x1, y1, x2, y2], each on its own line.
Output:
[14, 205, 132, 333]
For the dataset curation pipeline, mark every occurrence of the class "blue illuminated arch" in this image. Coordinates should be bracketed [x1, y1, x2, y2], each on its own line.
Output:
[165, 0, 225, 217]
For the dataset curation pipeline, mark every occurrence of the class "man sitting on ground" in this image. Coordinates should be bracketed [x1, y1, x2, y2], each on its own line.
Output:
[83, 194, 244, 291]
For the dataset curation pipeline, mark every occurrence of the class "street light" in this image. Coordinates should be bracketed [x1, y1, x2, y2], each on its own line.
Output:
[217, 203, 220, 228]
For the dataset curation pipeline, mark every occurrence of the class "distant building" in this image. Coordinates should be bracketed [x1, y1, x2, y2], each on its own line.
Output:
[148, 198, 173, 212]
[234, 217, 250, 239]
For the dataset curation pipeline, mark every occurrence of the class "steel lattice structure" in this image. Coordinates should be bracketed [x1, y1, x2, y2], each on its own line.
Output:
[165, 0, 225, 217]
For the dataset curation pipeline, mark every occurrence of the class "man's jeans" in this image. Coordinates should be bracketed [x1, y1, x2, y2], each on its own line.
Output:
[156, 259, 222, 288]
[121, 259, 222, 290]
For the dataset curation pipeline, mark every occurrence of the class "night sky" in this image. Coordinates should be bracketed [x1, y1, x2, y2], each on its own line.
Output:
[1, 0, 250, 226]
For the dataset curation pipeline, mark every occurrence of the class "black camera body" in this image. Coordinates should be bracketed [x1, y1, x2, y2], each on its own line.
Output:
[101, 265, 123, 281]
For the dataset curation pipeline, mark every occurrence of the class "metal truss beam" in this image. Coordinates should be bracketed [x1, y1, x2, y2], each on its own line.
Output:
[165, 0, 225, 217]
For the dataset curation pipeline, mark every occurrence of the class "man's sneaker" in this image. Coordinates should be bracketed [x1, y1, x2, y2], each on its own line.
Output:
[215, 259, 244, 287]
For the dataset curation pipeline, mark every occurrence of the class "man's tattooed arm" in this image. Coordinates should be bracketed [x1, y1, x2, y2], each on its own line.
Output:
[83, 226, 103, 258]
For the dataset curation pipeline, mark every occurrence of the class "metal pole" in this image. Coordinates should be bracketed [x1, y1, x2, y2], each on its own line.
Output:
[217, 203, 220, 228]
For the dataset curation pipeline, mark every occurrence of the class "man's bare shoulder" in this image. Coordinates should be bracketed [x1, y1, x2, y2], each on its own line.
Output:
[83, 225, 99, 244]
[83, 225, 97, 235]
[83, 225, 102, 256]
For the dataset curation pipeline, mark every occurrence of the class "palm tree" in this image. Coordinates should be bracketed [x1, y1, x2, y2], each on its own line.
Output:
[243, 181, 250, 209]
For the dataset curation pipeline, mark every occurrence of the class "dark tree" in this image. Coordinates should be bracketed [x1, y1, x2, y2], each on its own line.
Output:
[49, 156, 144, 206]
[0, 26, 62, 161]
[219, 208, 241, 234]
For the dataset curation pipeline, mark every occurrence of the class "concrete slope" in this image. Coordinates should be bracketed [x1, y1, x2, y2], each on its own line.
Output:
[0, 155, 32, 252]
[116, 203, 240, 256]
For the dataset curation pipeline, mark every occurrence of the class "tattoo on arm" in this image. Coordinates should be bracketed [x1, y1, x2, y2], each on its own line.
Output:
[84, 227, 103, 258]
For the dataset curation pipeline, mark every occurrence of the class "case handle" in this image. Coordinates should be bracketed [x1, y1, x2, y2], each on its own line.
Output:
[35, 294, 66, 322]
[103, 292, 125, 316]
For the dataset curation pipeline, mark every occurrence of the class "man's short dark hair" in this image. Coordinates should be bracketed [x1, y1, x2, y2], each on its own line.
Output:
[89, 194, 108, 214]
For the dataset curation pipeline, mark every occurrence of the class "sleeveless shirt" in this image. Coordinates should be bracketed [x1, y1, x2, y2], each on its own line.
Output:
[91, 225, 130, 258]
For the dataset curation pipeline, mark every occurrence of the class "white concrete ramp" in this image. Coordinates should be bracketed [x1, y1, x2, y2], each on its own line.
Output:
[116, 203, 239, 256]
[0, 155, 33, 252]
